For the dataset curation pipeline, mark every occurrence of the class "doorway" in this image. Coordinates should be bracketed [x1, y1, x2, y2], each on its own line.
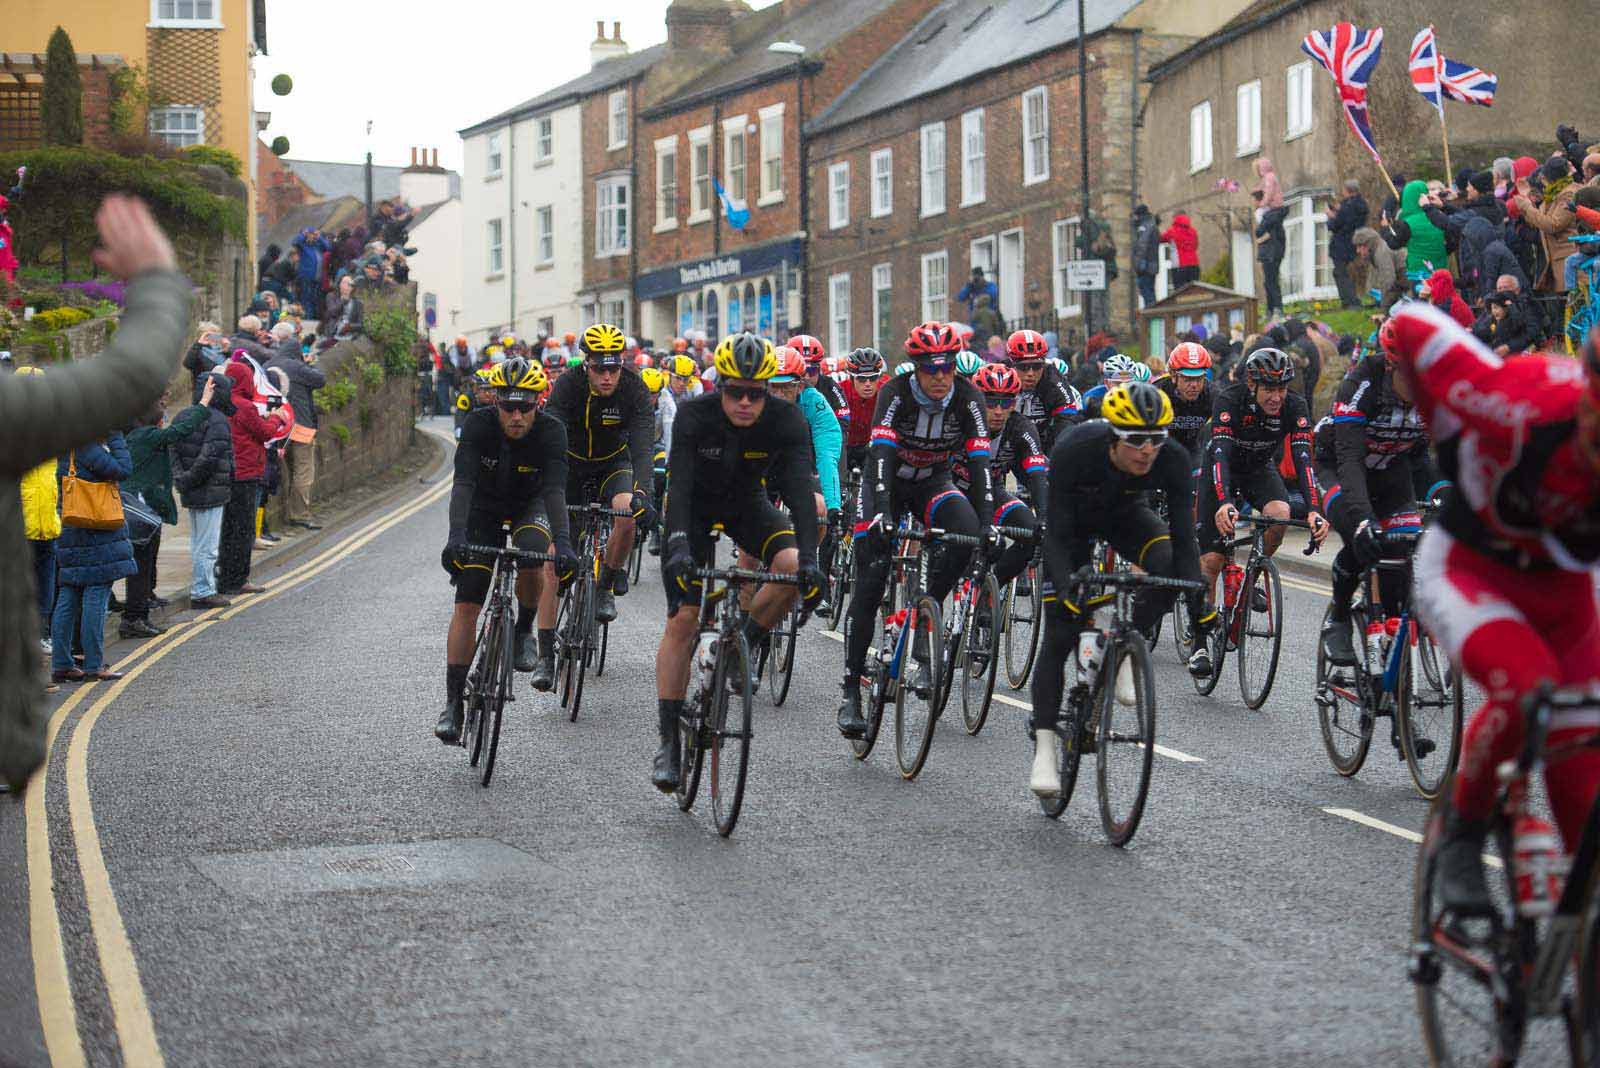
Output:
[998, 228, 1024, 322]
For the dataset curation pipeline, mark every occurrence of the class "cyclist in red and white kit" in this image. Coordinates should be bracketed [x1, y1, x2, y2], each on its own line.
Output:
[1386, 303, 1600, 914]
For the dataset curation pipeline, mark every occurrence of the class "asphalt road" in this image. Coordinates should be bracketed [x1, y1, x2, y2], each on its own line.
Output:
[1, 418, 1484, 1067]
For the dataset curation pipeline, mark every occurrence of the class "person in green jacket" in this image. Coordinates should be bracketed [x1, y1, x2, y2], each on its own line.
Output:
[121, 397, 208, 637]
[1396, 179, 1448, 281]
[0, 196, 190, 793]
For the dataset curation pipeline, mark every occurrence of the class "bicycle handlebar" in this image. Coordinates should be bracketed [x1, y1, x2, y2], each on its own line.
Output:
[693, 566, 801, 585]
[900, 522, 1036, 547]
[566, 503, 635, 518]
[1228, 513, 1320, 557]
[462, 544, 558, 565]
[1069, 567, 1206, 594]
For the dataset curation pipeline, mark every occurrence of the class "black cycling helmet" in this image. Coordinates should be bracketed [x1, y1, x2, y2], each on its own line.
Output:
[1244, 346, 1295, 387]
[846, 347, 885, 376]
[712, 332, 777, 381]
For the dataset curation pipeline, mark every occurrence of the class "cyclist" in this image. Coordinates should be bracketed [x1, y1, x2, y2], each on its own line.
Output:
[643, 366, 673, 556]
[453, 366, 497, 441]
[1027, 382, 1214, 796]
[1155, 341, 1215, 468]
[956, 350, 985, 379]
[1007, 329, 1082, 450]
[791, 334, 850, 431]
[541, 342, 568, 387]
[1385, 309, 1600, 914]
[665, 353, 704, 400]
[1315, 324, 1446, 669]
[436, 357, 578, 742]
[1080, 352, 1139, 420]
[652, 333, 826, 791]
[836, 322, 995, 738]
[543, 323, 656, 624]
[961, 363, 1047, 590]
[772, 347, 841, 593]
[1196, 347, 1329, 674]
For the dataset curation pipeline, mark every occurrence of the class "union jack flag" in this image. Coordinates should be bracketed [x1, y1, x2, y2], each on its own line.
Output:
[1410, 26, 1498, 112]
[1302, 23, 1385, 163]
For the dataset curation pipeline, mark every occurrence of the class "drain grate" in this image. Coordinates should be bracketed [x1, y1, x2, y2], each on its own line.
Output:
[191, 838, 542, 897]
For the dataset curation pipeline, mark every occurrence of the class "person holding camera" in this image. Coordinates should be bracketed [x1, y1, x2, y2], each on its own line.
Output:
[217, 362, 289, 596]
[268, 328, 325, 531]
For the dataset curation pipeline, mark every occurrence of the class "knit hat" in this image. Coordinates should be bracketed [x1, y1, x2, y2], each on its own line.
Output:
[1470, 170, 1494, 195]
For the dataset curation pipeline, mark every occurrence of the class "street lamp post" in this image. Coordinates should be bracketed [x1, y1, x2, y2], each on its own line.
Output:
[769, 41, 807, 332]
[1076, 0, 1094, 335]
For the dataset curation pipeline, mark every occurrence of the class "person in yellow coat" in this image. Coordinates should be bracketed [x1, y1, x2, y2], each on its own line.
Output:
[16, 366, 61, 647]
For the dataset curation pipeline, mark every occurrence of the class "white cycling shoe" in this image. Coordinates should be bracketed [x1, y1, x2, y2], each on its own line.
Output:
[1115, 656, 1137, 707]
[1030, 730, 1061, 797]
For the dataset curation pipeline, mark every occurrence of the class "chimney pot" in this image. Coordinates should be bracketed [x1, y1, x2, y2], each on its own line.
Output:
[409, 147, 417, 166]
[613, 20, 621, 40]
[595, 19, 605, 40]
[431, 148, 438, 167]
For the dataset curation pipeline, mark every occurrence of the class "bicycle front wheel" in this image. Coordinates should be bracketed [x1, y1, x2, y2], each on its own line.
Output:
[960, 574, 1001, 735]
[710, 632, 754, 836]
[770, 605, 798, 707]
[1236, 558, 1283, 710]
[567, 581, 595, 723]
[1397, 625, 1464, 801]
[595, 620, 610, 677]
[478, 610, 515, 787]
[676, 693, 705, 812]
[894, 595, 943, 780]
[1190, 607, 1227, 697]
[1004, 568, 1041, 690]
[827, 538, 852, 633]
[1316, 603, 1372, 777]
[1097, 631, 1156, 846]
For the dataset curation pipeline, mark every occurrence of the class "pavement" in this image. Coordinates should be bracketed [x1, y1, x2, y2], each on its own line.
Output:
[3, 416, 1501, 1067]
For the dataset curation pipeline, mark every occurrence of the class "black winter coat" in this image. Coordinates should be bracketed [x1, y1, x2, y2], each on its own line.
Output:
[1327, 194, 1368, 264]
[1255, 206, 1289, 265]
[267, 350, 326, 429]
[171, 391, 237, 509]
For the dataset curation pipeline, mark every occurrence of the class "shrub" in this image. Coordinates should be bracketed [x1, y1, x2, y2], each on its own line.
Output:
[314, 378, 357, 411]
[1200, 252, 1233, 290]
[0, 305, 21, 348]
[358, 358, 384, 391]
[179, 144, 242, 177]
[30, 307, 92, 331]
[270, 136, 290, 157]
[18, 289, 63, 312]
[107, 63, 151, 137]
[271, 73, 293, 96]
[364, 305, 418, 379]
[41, 28, 83, 146]
[58, 279, 126, 306]
[328, 423, 351, 445]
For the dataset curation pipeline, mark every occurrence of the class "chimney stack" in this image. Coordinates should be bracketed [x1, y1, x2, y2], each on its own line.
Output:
[431, 148, 438, 167]
[409, 147, 417, 166]
[590, 18, 630, 68]
[666, 1, 735, 56]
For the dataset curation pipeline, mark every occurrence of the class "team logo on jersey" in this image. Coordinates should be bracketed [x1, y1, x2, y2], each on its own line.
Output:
[479, 456, 499, 470]
[516, 465, 534, 473]
[1218, 411, 1231, 423]
[742, 450, 769, 460]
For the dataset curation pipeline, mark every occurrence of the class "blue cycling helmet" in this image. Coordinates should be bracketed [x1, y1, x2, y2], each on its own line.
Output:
[955, 351, 985, 378]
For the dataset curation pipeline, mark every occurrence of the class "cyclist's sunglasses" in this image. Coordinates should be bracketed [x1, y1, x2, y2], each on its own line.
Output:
[498, 399, 538, 414]
[587, 361, 623, 375]
[982, 394, 1016, 410]
[851, 370, 883, 381]
[803, 362, 822, 376]
[723, 383, 769, 403]
[1112, 428, 1167, 448]
[916, 362, 956, 377]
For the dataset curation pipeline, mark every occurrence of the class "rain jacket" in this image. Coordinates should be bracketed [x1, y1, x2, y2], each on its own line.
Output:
[797, 385, 843, 511]
[1425, 269, 1475, 329]
[1161, 214, 1200, 267]
[54, 435, 137, 588]
[1398, 180, 1448, 277]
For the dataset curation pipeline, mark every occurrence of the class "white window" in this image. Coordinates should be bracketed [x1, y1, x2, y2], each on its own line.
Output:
[655, 136, 678, 231]
[872, 263, 893, 352]
[688, 126, 712, 223]
[829, 273, 852, 355]
[148, 106, 203, 147]
[1235, 80, 1261, 156]
[486, 132, 503, 177]
[758, 104, 785, 206]
[723, 115, 747, 206]
[1051, 217, 1082, 318]
[960, 109, 986, 206]
[581, 302, 598, 328]
[486, 219, 504, 275]
[603, 297, 627, 326]
[920, 122, 946, 217]
[608, 90, 628, 150]
[870, 148, 893, 218]
[535, 206, 554, 266]
[1281, 194, 1334, 303]
[1022, 86, 1049, 185]
[969, 236, 996, 279]
[828, 161, 850, 230]
[1285, 61, 1313, 140]
[535, 116, 553, 164]
[920, 250, 948, 322]
[1189, 100, 1213, 173]
[595, 175, 630, 257]
[538, 316, 556, 337]
[151, 0, 217, 26]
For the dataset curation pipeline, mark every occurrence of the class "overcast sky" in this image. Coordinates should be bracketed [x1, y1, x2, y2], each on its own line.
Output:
[254, 0, 779, 173]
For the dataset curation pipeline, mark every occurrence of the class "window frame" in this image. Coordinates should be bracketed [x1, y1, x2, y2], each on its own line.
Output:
[722, 114, 748, 208]
[654, 135, 678, 233]
[1189, 100, 1213, 173]
[920, 122, 946, 218]
[872, 262, 893, 353]
[485, 131, 503, 179]
[1280, 194, 1335, 303]
[758, 103, 785, 207]
[594, 174, 631, 259]
[920, 250, 949, 323]
[1021, 86, 1049, 185]
[960, 108, 986, 207]
[827, 161, 850, 231]
[1285, 61, 1314, 140]
[534, 115, 554, 165]
[149, 0, 220, 28]
[607, 90, 629, 150]
[1235, 80, 1261, 157]
[869, 148, 893, 218]
[535, 206, 554, 266]
[148, 105, 204, 148]
[486, 218, 504, 276]
[688, 125, 713, 225]
[1050, 217, 1083, 319]
[828, 273, 852, 356]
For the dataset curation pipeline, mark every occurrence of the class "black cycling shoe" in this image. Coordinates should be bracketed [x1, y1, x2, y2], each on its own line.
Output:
[1436, 811, 1495, 916]
[647, 531, 662, 557]
[1187, 646, 1213, 678]
[1321, 615, 1358, 666]
[513, 630, 537, 672]
[434, 696, 464, 744]
[652, 734, 681, 793]
[837, 688, 867, 738]
[612, 567, 630, 598]
[594, 587, 618, 624]
[530, 653, 555, 692]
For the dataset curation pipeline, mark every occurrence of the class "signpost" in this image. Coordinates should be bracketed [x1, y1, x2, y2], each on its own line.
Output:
[1066, 260, 1107, 292]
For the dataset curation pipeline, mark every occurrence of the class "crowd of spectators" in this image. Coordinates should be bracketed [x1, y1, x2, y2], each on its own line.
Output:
[255, 196, 414, 325]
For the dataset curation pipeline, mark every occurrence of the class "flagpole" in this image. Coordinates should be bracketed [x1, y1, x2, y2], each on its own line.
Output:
[1437, 107, 1453, 183]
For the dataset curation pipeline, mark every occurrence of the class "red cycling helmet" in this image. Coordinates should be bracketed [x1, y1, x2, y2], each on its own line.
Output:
[972, 362, 1021, 395]
[1006, 329, 1049, 362]
[772, 347, 806, 382]
[1378, 316, 1401, 364]
[1167, 341, 1212, 377]
[789, 334, 826, 364]
[633, 353, 654, 368]
[904, 321, 961, 359]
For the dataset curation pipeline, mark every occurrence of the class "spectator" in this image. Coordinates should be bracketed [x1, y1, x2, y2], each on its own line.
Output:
[1472, 290, 1537, 355]
[1420, 267, 1475, 328]
[256, 243, 281, 289]
[217, 362, 287, 597]
[269, 319, 301, 364]
[1253, 157, 1285, 209]
[332, 226, 365, 278]
[1352, 226, 1399, 307]
[985, 335, 1005, 361]
[16, 366, 59, 647]
[267, 335, 325, 531]
[1327, 180, 1369, 308]
[321, 274, 365, 344]
[387, 247, 410, 284]
[970, 291, 1005, 341]
[171, 371, 235, 609]
[1131, 204, 1160, 308]
[1492, 157, 1515, 199]
[231, 314, 273, 364]
[956, 266, 999, 323]
[264, 245, 298, 302]
[292, 227, 331, 318]
[1161, 213, 1200, 288]
[1383, 179, 1449, 284]
[1253, 191, 1289, 318]
[441, 335, 473, 410]
[249, 290, 280, 326]
[183, 321, 228, 401]
[1511, 155, 1583, 291]
[355, 258, 388, 293]
[51, 431, 136, 683]
[120, 396, 207, 638]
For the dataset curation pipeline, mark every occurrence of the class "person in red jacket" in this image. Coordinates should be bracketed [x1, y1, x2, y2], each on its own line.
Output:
[1419, 268, 1474, 329]
[1162, 212, 1201, 288]
[218, 360, 288, 595]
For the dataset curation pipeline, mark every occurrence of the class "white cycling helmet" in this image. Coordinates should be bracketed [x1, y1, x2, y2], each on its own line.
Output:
[1101, 353, 1138, 383]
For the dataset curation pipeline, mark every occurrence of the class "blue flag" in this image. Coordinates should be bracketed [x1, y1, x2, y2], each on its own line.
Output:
[713, 179, 750, 231]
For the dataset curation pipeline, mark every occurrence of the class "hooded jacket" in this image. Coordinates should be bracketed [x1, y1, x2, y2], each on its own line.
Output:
[55, 434, 138, 588]
[267, 347, 325, 429]
[1132, 212, 1159, 276]
[224, 362, 287, 481]
[125, 406, 209, 524]
[1397, 180, 1448, 276]
[171, 379, 237, 509]
[1425, 269, 1475, 329]
[1161, 214, 1200, 267]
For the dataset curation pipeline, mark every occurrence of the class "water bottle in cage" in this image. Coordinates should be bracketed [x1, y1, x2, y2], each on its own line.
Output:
[1076, 631, 1105, 687]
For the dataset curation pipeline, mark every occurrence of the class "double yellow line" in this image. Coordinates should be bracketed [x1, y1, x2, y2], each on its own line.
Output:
[26, 469, 451, 1066]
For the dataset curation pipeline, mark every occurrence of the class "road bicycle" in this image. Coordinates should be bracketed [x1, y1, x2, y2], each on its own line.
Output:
[1189, 514, 1314, 708]
[673, 538, 799, 837]
[1038, 566, 1205, 846]
[555, 501, 632, 721]
[753, 599, 802, 707]
[457, 542, 555, 787]
[1315, 525, 1465, 799]
[826, 467, 862, 634]
[1410, 689, 1600, 1065]
[932, 523, 1036, 736]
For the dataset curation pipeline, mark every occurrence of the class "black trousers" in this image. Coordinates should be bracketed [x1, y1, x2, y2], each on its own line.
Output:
[1260, 258, 1284, 314]
[1332, 259, 1362, 307]
[125, 527, 162, 621]
[218, 479, 260, 593]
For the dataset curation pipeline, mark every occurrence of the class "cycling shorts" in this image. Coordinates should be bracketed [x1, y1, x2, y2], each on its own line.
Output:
[448, 508, 551, 605]
[663, 496, 796, 615]
[567, 454, 634, 506]
[1199, 464, 1289, 554]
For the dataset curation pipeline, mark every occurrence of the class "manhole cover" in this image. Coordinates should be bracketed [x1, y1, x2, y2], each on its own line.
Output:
[191, 838, 541, 897]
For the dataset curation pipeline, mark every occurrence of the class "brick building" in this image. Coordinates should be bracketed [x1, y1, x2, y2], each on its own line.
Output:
[0, 52, 123, 151]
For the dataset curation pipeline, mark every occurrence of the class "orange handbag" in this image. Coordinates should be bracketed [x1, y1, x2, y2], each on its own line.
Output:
[59, 453, 126, 531]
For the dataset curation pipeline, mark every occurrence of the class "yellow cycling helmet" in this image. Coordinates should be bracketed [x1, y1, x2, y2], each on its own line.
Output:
[1100, 381, 1173, 431]
[667, 354, 699, 379]
[579, 323, 628, 364]
[500, 334, 516, 348]
[455, 392, 472, 412]
[640, 367, 665, 393]
[474, 366, 496, 383]
[712, 332, 777, 382]
[483, 344, 502, 359]
[484, 355, 548, 395]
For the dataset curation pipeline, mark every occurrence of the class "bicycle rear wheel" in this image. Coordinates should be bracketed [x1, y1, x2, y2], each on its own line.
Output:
[1190, 606, 1227, 697]
[676, 694, 705, 811]
[1236, 558, 1283, 710]
[1039, 700, 1086, 819]
[710, 633, 754, 836]
[478, 612, 515, 787]
[770, 605, 798, 707]
[1170, 595, 1194, 660]
[1097, 632, 1156, 846]
[1397, 625, 1464, 801]
[827, 538, 853, 633]
[1315, 603, 1372, 777]
[595, 620, 610, 677]
[894, 595, 943, 780]
[1004, 568, 1041, 690]
[960, 575, 1001, 736]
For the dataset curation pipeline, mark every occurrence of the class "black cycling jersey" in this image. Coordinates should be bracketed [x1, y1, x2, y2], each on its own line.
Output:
[1018, 364, 1082, 447]
[543, 364, 654, 492]
[1154, 374, 1214, 460]
[862, 374, 994, 523]
[1313, 353, 1441, 525]
[953, 410, 1048, 503]
[664, 393, 820, 564]
[812, 373, 849, 430]
[447, 406, 571, 553]
[1206, 380, 1318, 509]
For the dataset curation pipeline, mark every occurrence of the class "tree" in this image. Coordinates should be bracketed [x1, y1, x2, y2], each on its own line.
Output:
[41, 27, 83, 146]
